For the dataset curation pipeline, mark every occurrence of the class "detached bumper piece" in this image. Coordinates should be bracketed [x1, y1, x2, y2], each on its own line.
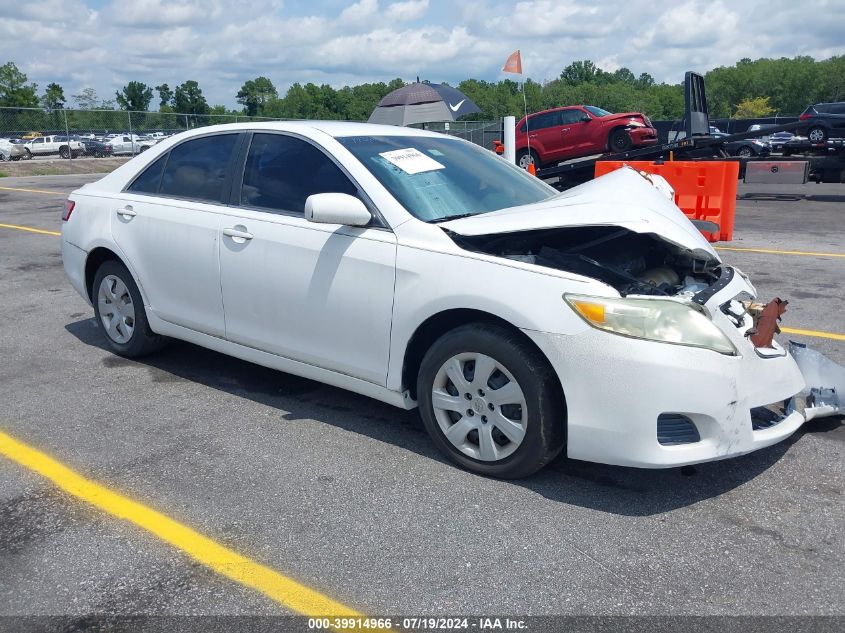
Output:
[787, 342, 845, 420]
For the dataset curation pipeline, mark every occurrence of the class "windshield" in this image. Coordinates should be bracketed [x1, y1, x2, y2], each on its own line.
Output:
[337, 135, 557, 222]
[585, 106, 612, 117]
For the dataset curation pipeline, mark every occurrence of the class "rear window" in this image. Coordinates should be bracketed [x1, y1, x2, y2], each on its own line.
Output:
[159, 134, 238, 202]
[128, 154, 168, 194]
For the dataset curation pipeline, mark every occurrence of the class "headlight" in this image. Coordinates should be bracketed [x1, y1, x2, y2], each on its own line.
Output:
[627, 120, 645, 127]
[564, 294, 737, 355]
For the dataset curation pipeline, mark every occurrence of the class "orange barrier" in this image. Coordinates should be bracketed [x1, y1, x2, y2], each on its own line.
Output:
[594, 161, 739, 242]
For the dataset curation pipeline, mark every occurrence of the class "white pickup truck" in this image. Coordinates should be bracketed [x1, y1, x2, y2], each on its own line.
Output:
[24, 135, 85, 159]
[105, 134, 158, 155]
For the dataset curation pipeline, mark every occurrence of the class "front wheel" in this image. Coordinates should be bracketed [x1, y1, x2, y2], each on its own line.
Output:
[59, 147, 70, 159]
[737, 146, 754, 158]
[417, 323, 566, 478]
[608, 128, 633, 152]
[93, 260, 167, 358]
[24, 149, 32, 160]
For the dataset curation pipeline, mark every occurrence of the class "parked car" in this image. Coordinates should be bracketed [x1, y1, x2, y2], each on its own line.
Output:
[61, 122, 815, 478]
[746, 124, 777, 142]
[0, 138, 28, 161]
[768, 131, 796, 153]
[514, 105, 658, 169]
[107, 134, 158, 155]
[711, 132, 771, 157]
[23, 134, 85, 159]
[797, 102, 845, 143]
[73, 136, 113, 158]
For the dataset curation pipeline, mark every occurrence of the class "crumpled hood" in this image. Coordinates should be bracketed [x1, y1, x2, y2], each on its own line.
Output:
[440, 167, 720, 261]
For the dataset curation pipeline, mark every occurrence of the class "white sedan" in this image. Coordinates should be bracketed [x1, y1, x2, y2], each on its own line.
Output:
[61, 121, 811, 478]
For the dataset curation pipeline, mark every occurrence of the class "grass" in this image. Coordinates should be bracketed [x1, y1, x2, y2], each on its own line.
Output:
[0, 171, 8, 178]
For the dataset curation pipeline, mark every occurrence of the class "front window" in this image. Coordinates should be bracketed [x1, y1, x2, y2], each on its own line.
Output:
[584, 106, 612, 117]
[337, 135, 556, 222]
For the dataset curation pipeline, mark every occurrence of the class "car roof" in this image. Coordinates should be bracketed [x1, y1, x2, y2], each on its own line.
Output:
[154, 120, 448, 139]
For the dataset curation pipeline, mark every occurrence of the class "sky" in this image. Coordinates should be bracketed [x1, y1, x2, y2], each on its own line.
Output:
[1, 0, 844, 109]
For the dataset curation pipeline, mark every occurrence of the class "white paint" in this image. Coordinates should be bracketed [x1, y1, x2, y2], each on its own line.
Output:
[503, 115, 516, 164]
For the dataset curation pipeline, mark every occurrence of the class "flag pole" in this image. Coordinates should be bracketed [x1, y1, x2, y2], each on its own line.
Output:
[522, 78, 530, 164]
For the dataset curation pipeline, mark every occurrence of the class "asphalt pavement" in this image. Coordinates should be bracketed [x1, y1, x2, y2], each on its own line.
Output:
[0, 175, 842, 625]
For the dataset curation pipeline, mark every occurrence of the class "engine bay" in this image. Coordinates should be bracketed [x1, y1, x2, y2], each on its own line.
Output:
[448, 225, 723, 297]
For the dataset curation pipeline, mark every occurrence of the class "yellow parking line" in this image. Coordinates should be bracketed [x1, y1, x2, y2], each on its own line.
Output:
[781, 327, 845, 342]
[0, 185, 66, 195]
[715, 246, 845, 258]
[0, 429, 360, 618]
[0, 222, 61, 236]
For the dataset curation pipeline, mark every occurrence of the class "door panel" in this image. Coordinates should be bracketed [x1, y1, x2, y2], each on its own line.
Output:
[219, 212, 396, 385]
[110, 195, 226, 336]
[558, 109, 593, 157]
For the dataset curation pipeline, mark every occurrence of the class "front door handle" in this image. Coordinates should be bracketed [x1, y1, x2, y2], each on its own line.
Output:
[116, 206, 136, 219]
[223, 226, 254, 242]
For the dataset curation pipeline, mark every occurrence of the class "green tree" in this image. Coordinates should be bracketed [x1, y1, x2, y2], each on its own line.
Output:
[116, 81, 154, 111]
[236, 76, 278, 116]
[560, 60, 610, 86]
[734, 96, 775, 118]
[0, 62, 38, 107]
[155, 83, 173, 110]
[40, 82, 65, 109]
[173, 80, 210, 115]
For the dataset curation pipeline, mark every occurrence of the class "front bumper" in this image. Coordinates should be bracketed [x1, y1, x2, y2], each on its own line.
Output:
[522, 268, 807, 468]
[629, 127, 658, 146]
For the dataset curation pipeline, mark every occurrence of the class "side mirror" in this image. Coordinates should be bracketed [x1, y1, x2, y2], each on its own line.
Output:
[580, 115, 591, 122]
[305, 193, 371, 227]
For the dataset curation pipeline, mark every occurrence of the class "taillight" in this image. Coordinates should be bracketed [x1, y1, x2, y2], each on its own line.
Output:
[63, 200, 75, 221]
[799, 113, 812, 120]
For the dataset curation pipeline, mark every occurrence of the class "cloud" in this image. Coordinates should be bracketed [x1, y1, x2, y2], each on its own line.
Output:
[0, 0, 842, 109]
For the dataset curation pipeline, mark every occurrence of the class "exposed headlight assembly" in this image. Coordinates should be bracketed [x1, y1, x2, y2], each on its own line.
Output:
[564, 294, 737, 355]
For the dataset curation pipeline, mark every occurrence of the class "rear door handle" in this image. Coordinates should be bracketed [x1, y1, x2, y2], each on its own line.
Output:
[116, 205, 136, 218]
[223, 226, 254, 241]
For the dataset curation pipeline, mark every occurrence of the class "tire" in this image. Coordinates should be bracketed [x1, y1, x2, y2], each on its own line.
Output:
[92, 260, 167, 358]
[24, 149, 32, 160]
[608, 128, 633, 152]
[59, 146, 70, 159]
[417, 323, 566, 478]
[737, 146, 754, 158]
[807, 126, 827, 143]
[516, 148, 540, 170]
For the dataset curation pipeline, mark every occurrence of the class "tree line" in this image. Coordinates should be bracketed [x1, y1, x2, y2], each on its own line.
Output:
[1, 55, 843, 122]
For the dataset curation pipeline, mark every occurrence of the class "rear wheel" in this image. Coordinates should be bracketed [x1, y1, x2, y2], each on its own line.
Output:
[807, 126, 827, 143]
[417, 323, 566, 478]
[93, 260, 167, 357]
[516, 148, 540, 170]
[609, 128, 633, 152]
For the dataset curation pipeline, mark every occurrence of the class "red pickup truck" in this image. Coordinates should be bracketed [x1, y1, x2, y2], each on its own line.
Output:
[510, 105, 658, 169]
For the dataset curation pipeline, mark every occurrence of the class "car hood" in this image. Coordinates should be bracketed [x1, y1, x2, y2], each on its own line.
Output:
[605, 112, 647, 123]
[439, 167, 719, 261]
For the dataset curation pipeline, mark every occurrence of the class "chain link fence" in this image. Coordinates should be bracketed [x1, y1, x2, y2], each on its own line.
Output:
[413, 120, 503, 149]
[0, 106, 287, 139]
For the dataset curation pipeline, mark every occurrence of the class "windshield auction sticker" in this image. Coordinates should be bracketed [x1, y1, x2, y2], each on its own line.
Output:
[379, 148, 445, 175]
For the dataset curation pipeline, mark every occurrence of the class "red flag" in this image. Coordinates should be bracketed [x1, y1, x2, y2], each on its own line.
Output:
[502, 50, 522, 74]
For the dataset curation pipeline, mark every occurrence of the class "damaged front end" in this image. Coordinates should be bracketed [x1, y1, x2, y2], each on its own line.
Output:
[436, 167, 841, 465]
[448, 224, 722, 299]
